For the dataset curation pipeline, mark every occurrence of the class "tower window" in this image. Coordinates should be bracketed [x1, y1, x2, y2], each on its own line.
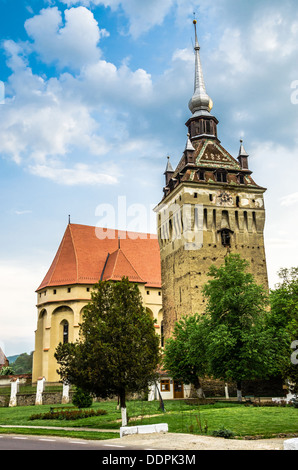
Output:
[206, 120, 211, 134]
[67, 287, 71, 293]
[219, 229, 233, 247]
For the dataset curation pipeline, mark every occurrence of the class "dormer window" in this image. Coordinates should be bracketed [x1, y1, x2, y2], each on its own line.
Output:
[215, 170, 227, 183]
[198, 170, 205, 181]
[238, 173, 245, 185]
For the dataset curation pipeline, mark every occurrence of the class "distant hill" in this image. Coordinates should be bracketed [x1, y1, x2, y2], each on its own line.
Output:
[7, 355, 19, 364]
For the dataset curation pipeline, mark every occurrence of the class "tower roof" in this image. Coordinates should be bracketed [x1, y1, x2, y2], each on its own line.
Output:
[238, 139, 249, 157]
[164, 156, 174, 174]
[37, 223, 161, 290]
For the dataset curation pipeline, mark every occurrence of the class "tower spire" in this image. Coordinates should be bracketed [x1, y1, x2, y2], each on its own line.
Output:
[188, 19, 213, 117]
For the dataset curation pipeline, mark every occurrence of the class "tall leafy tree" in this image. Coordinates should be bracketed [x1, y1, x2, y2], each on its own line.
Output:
[268, 268, 298, 394]
[202, 253, 271, 401]
[55, 277, 160, 425]
[163, 314, 208, 397]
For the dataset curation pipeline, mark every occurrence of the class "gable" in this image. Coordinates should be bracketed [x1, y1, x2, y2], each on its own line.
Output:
[196, 140, 241, 170]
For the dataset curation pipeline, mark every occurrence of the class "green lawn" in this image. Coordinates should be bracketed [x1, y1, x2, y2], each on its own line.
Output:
[0, 400, 298, 440]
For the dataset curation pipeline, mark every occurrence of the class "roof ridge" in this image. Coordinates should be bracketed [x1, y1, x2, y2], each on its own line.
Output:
[68, 224, 79, 282]
[47, 226, 69, 287]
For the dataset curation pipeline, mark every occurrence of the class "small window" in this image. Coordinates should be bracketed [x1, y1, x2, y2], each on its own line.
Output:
[86, 287, 90, 292]
[147, 290, 150, 295]
[158, 291, 161, 296]
[194, 192, 198, 198]
[160, 379, 170, 392]
[67, 287, 71, 293]
[161, 321, 164, 348]
[53, 289, 57, 295]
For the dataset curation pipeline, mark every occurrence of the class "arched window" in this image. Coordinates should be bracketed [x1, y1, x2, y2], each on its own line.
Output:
[61, 320, 69, 344]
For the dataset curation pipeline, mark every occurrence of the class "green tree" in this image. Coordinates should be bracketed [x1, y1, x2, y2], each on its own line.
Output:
[11, 352, 33, 374]
[55, 277, 161, 425]
[202, 253, 271, 401]
[163, 314, 208, 397]
[268, 268, 298, 394]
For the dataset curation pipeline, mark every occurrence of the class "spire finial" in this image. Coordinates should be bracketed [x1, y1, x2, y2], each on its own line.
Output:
[68, 214, 71, 224]
[188, 17, 213, 116]
[193, 14, 199, 50]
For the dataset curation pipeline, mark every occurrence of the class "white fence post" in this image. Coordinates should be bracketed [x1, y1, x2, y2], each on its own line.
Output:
[62, 382, 70, 404]
[9, 378, 19, 407]
[35, 377, 46, 405]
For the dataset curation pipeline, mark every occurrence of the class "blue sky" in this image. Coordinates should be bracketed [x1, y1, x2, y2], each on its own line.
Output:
[1, 0, 298, 356]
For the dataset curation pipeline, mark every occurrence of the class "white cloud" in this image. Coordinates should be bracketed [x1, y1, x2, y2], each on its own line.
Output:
[280, 193, 298, 207]
[0, 260, 43, 355]
[14, 210, 33, 215]
[29, 162, 118, 185]
[59, 0, 174, 37]
[24, 6, 106, 70]
[251, 10, 298, 58]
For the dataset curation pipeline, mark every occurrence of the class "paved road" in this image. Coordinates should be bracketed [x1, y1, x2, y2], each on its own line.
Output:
[0, 433, 149, 451]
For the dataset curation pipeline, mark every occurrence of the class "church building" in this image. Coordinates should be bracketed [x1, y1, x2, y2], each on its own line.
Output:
[32, 224, 163, 382]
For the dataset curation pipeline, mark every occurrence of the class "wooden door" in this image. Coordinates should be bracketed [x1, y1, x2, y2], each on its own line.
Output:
[174, 380, 184, 399]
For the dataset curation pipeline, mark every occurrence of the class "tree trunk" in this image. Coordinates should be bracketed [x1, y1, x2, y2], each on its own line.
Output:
[119, 389, 127, 426]
[194, 378, 205, 398]
[237, 381, 242, 402]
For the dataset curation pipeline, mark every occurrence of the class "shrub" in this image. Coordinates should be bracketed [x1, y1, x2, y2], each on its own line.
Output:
[72, 387, 93, 409]
[29, 408, 107, 421]
[291, 397, 298, 408]
[212, 427, 235, 439]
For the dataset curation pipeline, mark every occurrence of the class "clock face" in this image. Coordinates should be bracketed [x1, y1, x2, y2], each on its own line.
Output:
[217, 191, 233, 206]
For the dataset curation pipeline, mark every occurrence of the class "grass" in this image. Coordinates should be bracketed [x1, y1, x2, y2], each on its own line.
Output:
[0, 399, 298, 440]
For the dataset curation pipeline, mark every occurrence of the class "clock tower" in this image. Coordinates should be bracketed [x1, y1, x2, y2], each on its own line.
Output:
[155, 21, 269, 340]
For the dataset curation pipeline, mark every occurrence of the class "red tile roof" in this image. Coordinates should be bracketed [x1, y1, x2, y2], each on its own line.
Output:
[37, 224, 161, 291]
